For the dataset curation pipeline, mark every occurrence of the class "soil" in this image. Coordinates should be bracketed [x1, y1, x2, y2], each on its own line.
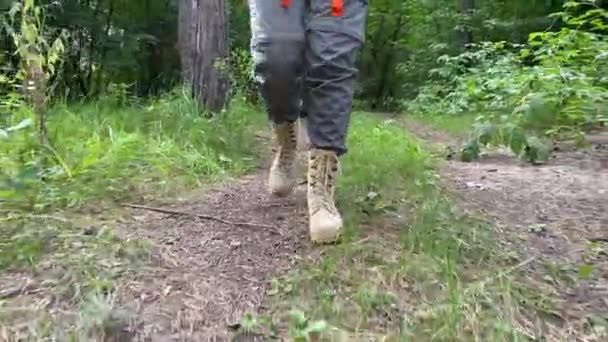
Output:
[404, 118, 608, 330]
[117, 127, 312, 341]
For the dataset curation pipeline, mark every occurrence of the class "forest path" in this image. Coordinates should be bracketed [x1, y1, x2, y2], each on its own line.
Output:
[404, 117, 608, 337]
[116, 116, 608, 340]
[119, 128, 312, 341]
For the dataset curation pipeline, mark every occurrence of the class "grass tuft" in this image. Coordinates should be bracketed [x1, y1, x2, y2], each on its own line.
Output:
[1, 89, 264, 211]
[0, 214, 147, 339]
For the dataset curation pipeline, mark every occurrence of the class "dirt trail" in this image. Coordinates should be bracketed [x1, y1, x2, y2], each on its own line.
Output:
[114, 117, 607, 339]
[119, 133, 311, 340]
[405, 118, 608, 328]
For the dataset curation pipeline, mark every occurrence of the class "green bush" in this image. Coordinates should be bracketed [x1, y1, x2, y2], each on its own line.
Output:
[404, 1, 608, 163]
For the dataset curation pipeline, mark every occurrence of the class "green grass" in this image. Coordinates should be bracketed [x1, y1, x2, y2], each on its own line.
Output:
[258, 112, 548, 340]
[1, 89, 264, 211]
[0, 214, 149, 339]
[0, 90, 265, 339]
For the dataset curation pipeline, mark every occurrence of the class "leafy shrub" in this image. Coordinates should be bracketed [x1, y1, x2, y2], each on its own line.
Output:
[227, 47, 258, 103]
[404, 1, 608, 163]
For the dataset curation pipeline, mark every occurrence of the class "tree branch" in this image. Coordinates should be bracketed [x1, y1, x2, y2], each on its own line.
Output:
[122, 203, 282, 234]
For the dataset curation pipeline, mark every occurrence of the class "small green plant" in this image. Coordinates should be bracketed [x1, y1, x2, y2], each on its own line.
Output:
[75, 292, 131, 340]
[229, 312, 279, 339]
[353, 285, 397, 313]
[227, 47, 258, 103]
[288, 310, 332, 341]
[6, 0, 67, 146]
[459, 121, 553, 164]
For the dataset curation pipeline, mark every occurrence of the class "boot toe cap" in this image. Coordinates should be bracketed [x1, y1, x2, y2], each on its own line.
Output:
[309, 212, 342, 243]
[269, 172, 295, 196]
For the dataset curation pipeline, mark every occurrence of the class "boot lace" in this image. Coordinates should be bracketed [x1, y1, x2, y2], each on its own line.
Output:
[273, 122, 298, 173]
[309, 151, 340, 215]
[274, 122, 297, 170]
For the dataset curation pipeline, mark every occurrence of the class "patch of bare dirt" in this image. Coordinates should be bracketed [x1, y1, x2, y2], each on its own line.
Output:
[117, 126, 313, 341]
[405, 119, 608, 327]
[119, 173, 309, 341]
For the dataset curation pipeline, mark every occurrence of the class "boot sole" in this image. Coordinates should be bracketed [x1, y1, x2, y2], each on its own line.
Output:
[310, 228, 340, 244]
[270, 188, 294, 197]
[268, 174, 296, 197]
[268, 180, 296, 197]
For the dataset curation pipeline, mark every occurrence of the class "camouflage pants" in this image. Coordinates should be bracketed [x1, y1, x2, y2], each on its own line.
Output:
[248, 0, 367, 155]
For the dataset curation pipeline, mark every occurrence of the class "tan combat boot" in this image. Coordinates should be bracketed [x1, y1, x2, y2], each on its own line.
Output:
[269, 121, 298, 196]
[307, 149, 343, 243]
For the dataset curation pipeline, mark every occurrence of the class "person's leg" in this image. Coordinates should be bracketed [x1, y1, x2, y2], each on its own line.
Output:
[248, 0, 306, 196]
[303, 0, 367, 242]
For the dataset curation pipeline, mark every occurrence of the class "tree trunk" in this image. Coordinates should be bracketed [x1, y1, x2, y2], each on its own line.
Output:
[458, 0, 474, 47]
[178, 0, 229, 113]
[374, 14, 404, 109]
[24, 62, 48, 147]
[177, 0, 193, 81]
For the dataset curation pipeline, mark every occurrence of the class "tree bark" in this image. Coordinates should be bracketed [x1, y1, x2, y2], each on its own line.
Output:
[177, 0, 193, 81]
[24, 62, 48, 147]
[374, 14, 405, 109]
[458, 0, 475, 47]
[178, 0, 229, 113]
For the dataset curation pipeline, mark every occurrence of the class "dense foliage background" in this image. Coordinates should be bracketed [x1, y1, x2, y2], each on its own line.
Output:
[2, 0, 603, 103]
[1, 0, 607, 207]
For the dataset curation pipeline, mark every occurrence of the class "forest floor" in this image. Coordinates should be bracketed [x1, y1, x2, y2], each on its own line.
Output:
[1, 111, 607, 341]
[402, 117, 608, 340]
